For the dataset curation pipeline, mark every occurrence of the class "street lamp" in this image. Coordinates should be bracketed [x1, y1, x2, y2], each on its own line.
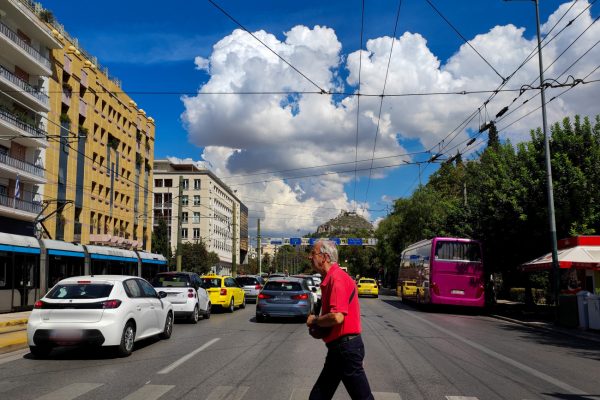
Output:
[505, 0, 560, 308]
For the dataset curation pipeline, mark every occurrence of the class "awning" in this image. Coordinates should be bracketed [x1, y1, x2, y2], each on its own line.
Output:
[41, 239, 85, 258]
[85, 245, 138, 263]
[136, 251, 168, 265]
[0, 232, 40, 254]
[521, 237, 600, 272]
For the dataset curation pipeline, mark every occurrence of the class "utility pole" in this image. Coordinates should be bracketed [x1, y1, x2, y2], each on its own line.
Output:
[231, 202, 237, 277]
[257, 218, 262, 275]
[176, 176, 183, 272]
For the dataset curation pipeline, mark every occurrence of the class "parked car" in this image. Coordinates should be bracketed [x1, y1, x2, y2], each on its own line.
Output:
[256, 277, 314, 322]
[235, 275, 265, 303]
[357, 278, 379, 297]
[151, 272, 211, 323]
[27, 275, 174, 358]
[201, 274, 246, 312]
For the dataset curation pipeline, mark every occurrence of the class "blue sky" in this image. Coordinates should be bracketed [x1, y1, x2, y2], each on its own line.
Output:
[41, 1, 599, 236]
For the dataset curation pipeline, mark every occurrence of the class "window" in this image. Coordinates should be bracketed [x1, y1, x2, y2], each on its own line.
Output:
[193, 195, 200, 206]
[152, 274, 191, 287]
[182, 179, 189, 190]
[182, 212, 188, 223]
[137, 279, 157, 297]
[182, 195, 188, 206]
[164, 179, 173, 187]
[123, 280, 142, 298]
[181, 228, 188, 239]
[435, 242, 481, 262]
[193, 212, 200, 223]
[154, 179, 163, 187]
[193, 228, 200, 239]
[194, 179, 201, 190]
[46, 284, 114, 299]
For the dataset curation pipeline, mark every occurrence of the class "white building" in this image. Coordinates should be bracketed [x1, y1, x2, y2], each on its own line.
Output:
[152, 159, 248, 269]
[0, 0, 62, 235]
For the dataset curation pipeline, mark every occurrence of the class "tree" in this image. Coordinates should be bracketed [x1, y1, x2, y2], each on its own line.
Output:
[151, 219, 172, 262]
[178, 241, 219, 275]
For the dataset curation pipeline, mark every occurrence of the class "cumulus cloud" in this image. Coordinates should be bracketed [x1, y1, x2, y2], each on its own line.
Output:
[194, 56, 210, 72]
[181, 1, 600, 236]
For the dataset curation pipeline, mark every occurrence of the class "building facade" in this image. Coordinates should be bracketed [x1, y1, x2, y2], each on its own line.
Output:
[153, 160, 247, 268]
[40, 14, 155, 250]
[0, 0, 61, 235]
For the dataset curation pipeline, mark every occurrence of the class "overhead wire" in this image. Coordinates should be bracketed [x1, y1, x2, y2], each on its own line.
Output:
[352, 0, 366, 212]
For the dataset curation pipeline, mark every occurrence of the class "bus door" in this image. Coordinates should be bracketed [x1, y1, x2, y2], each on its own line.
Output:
[13, 252, 39, 309]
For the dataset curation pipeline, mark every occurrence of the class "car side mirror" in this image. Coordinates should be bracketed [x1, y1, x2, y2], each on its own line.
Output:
[158, 291, 168, 298]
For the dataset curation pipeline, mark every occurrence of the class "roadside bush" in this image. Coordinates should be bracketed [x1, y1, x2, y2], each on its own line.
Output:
[509, 287, 547, 303]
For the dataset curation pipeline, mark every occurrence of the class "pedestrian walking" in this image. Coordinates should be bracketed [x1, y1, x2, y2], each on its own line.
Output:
[306, 239, 374, 400]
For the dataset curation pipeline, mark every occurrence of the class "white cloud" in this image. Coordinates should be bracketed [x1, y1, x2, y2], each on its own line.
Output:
[194, 56, 210, 72]
[181, 1, 600, 236]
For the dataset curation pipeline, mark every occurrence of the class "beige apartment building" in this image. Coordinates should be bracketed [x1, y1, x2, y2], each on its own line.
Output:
[153, 160, 248, 270]
[0, 0, 61, 235]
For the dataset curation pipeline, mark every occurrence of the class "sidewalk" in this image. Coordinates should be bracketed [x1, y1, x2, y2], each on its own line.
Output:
[0, 311, 30, 354]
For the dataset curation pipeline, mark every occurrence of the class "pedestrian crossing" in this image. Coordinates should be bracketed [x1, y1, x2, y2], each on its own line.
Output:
[0, 380, 543, 400]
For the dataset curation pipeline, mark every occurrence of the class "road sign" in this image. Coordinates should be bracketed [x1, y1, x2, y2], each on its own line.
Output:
[329, 238, 341, 245]
[289, 238, 302, 246]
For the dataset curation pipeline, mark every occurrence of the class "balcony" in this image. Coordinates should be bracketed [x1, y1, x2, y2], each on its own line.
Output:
[81, 70, 88, 88]
[79, 98, 87, 117]
[0, 21, 51, 72]
[0, 65, 49, 110]
[63, 55, 72, 75]
[0, 193, 42, 219]
[61, 90, 71, 106]
[0, 107, 46, 144]
[0, 152, 45, 182]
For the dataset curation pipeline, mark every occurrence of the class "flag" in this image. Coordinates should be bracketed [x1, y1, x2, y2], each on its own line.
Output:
[14, 174, 20, 199]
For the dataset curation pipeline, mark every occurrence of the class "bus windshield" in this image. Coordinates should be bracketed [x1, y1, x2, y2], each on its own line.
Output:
[434, 241, 481, 262]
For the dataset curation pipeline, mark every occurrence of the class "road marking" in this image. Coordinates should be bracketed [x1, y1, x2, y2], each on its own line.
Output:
[289, 388, 311, 400]
[446, 397, 478, 400]
[0, 349, 29, 365]
[157, 337, 220, 375]
[205, 385, 249, 400]
[404, 311, 588, 396]
[373, 392, 402, 400]
[121, 384, 174, 400]
[35, 383, 103, 400]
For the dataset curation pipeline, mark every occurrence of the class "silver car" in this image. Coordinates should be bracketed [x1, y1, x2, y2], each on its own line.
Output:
[235, 275, 265, 303]
[256, 277, 314, 322]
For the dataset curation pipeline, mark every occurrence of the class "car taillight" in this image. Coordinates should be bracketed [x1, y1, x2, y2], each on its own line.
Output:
[34, 300, 45, 309]
[102, 299, 122, 309]
[258, 293, 271, 299]
[432, 282, 440, 295]
[220, 288, 227, 296]
[188, 288, 195, 298]
[77, 280, 91, 284]
[292, 293, 309, 300]
[476, 284, 485, 297]
[374, 285, 378, 288]
[255, 284, 262, 290]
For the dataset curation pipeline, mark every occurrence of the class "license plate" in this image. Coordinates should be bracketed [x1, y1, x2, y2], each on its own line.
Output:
[244, 289, 251, 292]
[50, 330, 82, 341]
[451, 290, 465, 295]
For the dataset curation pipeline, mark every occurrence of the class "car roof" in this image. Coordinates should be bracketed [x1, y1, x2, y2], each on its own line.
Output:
[266, 277, 304, 283]
[58, 275, 138, 284]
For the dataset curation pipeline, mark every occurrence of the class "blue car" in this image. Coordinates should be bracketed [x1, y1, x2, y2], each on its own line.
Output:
[256, 277, 315, 322]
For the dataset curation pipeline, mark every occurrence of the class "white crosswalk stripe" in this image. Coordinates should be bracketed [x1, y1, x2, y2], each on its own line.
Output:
[121, 384, 174, 400]
[34, 383, 103, 400]
[373, 392, 402, 400]
[205, 385, 250, 400]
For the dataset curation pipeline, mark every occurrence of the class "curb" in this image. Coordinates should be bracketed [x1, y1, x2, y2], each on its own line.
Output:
[0, 330, 28, 355]
[490, 314, 600, 344]
[0, 318, 28, 329]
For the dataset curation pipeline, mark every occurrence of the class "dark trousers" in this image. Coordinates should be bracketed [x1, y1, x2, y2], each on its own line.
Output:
[309, 335, 374, 400]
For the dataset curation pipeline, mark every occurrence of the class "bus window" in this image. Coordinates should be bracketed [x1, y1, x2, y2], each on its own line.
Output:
[435, 242, 481, 262]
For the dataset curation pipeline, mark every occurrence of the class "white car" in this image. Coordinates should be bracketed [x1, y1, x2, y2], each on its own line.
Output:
[27, 275, 174, 358]
[151, 272, 211, 322]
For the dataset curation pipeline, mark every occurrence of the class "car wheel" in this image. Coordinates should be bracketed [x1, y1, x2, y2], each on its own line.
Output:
[189, 306, 199, 324]
[204, 303, 211, 319]
[117, 321, 136, 357]
[240, 296, 246, 309]
[160, 312, 173, 339]
[29, 345, 52, 358]
[227, 297, 235, 313]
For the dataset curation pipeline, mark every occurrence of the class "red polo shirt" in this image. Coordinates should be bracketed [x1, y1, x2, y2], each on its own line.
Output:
[320, 263, 361, 343]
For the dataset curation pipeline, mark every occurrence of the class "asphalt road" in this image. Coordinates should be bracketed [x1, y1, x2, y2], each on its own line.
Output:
[0, 294, 598, 400]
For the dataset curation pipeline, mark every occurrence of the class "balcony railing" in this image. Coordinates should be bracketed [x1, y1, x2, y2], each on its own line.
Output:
[0, 152, 44, 177]
[0, 65, 49, 106]
[0, 108, 46, 139]
[0, 193, 42, 214]
[0, 21, 51, 69]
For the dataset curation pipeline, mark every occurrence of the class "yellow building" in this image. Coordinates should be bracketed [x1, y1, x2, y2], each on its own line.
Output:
[41, 19, 155, 250]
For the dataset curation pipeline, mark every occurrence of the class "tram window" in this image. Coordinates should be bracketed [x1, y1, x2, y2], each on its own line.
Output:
[0, 261, 6, 287]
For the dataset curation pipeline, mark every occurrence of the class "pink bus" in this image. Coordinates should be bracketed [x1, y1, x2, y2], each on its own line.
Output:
[397, 237, 485, 308]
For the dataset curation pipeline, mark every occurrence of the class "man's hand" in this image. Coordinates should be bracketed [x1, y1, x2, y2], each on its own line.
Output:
[306, 314, 318, 327]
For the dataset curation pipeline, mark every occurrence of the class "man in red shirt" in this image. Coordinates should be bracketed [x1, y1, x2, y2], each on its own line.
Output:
[306, 239, 374, 400]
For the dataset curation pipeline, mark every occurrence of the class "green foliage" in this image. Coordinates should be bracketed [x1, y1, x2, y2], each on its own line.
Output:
[151, 219, 171, 261]
[375, 114, 600, 292]
[178, 241, 218, 275]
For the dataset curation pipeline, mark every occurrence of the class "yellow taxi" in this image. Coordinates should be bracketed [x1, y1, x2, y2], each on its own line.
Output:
[357, 278, 379, 298]
[398, 280, 418, 299]
[201, 274, 246, 312]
